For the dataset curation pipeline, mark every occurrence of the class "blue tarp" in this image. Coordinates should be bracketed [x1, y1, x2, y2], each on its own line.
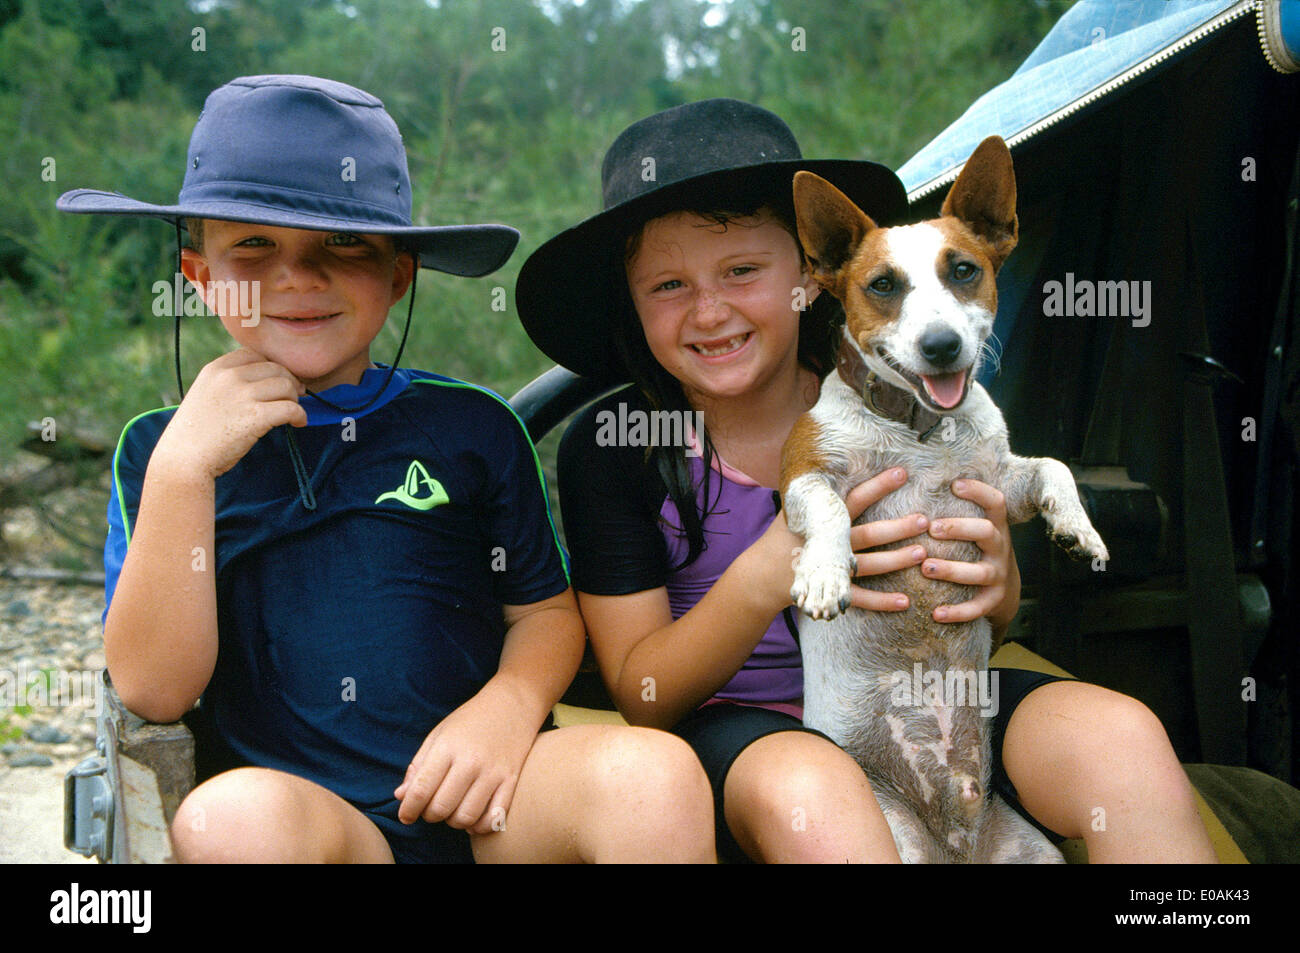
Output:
[898, 0, 1248, 195]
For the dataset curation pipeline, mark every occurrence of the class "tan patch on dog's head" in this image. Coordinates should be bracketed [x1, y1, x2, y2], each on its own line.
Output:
[792, 173, 901, 352]
[836, 228, 910, 353]
[925, 219, 1001, 316]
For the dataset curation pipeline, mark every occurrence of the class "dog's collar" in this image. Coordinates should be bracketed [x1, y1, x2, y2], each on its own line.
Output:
[836, 333, 943, 442]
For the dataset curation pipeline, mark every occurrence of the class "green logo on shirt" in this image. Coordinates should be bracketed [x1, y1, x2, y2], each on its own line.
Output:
[376, 460, 449, 511]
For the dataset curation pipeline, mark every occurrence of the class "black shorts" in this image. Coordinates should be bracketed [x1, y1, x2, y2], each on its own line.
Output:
[672, 667, 1071, 862]
[988, 666, 1073, 841]
[670, 702, 837, 863]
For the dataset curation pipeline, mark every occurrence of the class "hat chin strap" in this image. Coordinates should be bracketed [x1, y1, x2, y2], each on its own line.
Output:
[281, 272, 418, 510]
[174, 222, 186, 400]
[170, 226, 419, 510]
[302, 264, 418, 415]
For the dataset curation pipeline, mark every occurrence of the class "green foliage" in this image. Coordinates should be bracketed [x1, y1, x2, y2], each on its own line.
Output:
[0, 0, 1063, 561]
[0, 715, 25, 743]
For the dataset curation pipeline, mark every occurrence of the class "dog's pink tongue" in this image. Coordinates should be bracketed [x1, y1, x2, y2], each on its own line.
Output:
[920, 370, 967, 409]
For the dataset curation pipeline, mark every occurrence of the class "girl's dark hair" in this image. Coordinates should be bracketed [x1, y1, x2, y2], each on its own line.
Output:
[614, 186, 845, 570]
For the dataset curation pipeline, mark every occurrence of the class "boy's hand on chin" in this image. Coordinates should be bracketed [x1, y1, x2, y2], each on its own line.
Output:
[394, 680, 538, 835]
[154, 348, 307, 481]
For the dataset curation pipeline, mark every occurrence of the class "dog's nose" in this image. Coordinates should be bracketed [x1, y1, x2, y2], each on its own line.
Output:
[919, 326, 963, 367]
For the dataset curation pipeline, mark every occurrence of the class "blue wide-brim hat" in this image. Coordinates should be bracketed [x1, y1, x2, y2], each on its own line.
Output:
[516, 98, 909, 382]
[57, 74, 518, 277]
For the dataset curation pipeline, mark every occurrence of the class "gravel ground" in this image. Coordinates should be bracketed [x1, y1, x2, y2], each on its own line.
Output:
[0, 575, 104, 864]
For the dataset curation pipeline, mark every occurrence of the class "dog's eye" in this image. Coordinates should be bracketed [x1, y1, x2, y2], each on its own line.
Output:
[868, 276, 894, 295]
[951, 261, 979, 282]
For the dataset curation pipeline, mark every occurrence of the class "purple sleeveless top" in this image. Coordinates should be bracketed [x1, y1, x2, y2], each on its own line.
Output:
[659, 452, 803, 716]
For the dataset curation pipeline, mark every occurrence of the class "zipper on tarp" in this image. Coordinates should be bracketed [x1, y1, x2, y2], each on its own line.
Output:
[908, 0, 1262, 203]
[1257, 0, 1300, 72]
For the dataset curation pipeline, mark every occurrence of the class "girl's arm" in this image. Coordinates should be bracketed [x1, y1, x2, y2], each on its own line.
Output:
[580, 469, 924, 729]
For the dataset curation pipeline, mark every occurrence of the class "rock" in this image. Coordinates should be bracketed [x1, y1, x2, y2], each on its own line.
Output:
[5, 600, 31, 617]
[8, 752, 53, 768]
[26, 724, 70, 744]
[1, 742, 22, 756]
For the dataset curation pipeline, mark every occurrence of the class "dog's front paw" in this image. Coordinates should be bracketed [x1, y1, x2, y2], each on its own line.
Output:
[1043, 511, 1109, 562]
[791, 552, 855, 620]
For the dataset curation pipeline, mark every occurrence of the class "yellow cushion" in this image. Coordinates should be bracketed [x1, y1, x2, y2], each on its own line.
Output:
[552, 701, 627, 727]
[989, 642, 1247, 863]
[552, 642, 1249, 863]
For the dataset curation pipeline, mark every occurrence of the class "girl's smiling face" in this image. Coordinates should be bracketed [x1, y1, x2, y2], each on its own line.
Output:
[625, 208, 819, 406]
[180, 220, 415, 392]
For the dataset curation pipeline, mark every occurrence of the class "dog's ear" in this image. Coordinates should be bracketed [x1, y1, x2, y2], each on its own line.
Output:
[793, 171, 877, 299]
[942, 136, 1018, 270]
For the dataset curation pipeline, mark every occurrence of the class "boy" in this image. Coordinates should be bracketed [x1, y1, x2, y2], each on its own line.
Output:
[59, 75, 712, 863]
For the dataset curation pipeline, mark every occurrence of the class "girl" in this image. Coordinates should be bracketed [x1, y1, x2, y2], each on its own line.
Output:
[517, 98, 1216, 863]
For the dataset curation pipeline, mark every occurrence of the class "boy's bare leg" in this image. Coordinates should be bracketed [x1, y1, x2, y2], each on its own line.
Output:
[470, 724, 715, 863]
[1001, 680, 1218, 863]
[171, 767, 393, 863]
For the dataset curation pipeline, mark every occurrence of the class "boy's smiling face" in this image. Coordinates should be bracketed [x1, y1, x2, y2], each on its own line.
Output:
[625, 208, 819, 406]
[180, 220, 415, 392]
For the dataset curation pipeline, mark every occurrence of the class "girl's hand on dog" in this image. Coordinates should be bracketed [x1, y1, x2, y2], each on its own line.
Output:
[845, 467, 936, 613]
[921, 479, 1021, 627]
[754, 467, 918, 615]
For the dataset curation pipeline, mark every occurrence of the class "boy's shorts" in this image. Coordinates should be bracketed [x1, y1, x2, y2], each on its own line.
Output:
[671, 667, 1071, 863]
[363, 807, 474, 864]
[186, 713, 496, 864]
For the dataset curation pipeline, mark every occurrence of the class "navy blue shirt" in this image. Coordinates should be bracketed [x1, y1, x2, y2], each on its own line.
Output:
[105, 366, 569, 816]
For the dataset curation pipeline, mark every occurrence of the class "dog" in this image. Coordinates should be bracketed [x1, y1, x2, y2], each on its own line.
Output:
[780, 136, 1108, 863]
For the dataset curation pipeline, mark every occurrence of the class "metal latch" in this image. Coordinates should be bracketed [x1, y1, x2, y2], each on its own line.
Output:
[64, 755, 113, 861]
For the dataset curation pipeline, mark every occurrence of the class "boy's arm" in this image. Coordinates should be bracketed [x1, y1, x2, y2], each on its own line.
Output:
[104, 348, 305, 722]
[394, 587, 584, 835]
[104, 459, 220, 723]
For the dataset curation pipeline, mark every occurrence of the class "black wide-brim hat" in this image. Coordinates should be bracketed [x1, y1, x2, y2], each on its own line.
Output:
[516, 98, 909, 382]
[57, 74, 518, 277]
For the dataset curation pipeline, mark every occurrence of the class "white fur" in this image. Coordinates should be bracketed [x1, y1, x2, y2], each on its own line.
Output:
[875, 223, 994, 379]
[788, 369, 1105, 863]
[784, 236, 1107, 864]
